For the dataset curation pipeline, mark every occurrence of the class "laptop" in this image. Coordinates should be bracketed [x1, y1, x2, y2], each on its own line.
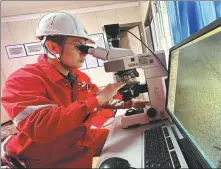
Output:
[142, 17, 221, 169]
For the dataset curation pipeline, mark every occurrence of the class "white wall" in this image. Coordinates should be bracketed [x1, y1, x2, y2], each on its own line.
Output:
[1, 4, 143, 123]
[1, 67, 11, 123]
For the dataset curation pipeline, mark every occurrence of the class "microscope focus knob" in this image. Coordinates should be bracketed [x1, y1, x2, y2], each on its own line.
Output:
[146, 108, 157, 118]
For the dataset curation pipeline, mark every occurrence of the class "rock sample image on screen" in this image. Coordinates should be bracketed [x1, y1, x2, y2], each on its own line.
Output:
[174, 30, 221, 167]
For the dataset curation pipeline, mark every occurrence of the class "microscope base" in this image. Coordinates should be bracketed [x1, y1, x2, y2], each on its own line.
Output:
[121, 109, 168, 129]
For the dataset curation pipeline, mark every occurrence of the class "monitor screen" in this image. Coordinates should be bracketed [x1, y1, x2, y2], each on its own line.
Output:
[167, 24, 221, 167]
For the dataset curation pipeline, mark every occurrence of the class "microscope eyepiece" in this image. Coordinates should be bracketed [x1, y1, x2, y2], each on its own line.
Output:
[77, 45, 94, 54]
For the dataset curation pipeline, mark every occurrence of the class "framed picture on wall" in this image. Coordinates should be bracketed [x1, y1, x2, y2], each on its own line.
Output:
[24, 41, 45, 56]
[5, 44, 27, 59]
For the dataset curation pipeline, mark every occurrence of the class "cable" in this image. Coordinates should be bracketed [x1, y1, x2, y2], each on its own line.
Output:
[120, 29, 168, 72]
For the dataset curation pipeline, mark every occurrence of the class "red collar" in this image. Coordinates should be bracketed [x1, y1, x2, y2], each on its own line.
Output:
[37, 54, 67, 83]
[37, 54, 82, 83]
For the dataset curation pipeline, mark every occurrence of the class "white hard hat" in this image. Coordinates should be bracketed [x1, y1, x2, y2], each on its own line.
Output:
[36, 12, 95, 44]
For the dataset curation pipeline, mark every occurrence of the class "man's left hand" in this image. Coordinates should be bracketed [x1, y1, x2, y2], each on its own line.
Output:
[101, 98, 150, 110]
[131, 100, 150, 109]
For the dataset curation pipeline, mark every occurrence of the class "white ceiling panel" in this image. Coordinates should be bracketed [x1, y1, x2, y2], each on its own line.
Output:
[2, 1, 134, 17]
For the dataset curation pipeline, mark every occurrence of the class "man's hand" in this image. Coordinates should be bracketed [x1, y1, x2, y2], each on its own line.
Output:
[131, 100, 150, 109]
[96, 82, 126, 106]
[101, 98, 150, 109]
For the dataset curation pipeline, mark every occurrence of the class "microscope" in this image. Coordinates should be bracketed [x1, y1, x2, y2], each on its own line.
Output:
[79, 45, 169, 128]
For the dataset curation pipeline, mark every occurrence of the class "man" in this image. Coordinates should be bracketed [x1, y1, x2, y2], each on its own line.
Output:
[1, 12, 147, 168]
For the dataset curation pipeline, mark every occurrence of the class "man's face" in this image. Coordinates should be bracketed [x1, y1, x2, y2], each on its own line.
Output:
[61, 37, 87, 69]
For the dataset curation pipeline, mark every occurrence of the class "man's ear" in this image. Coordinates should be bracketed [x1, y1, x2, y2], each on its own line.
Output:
[45, 40, 61, 55]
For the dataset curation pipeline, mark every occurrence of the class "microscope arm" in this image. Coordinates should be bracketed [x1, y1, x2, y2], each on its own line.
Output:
[101, 50, 169, 128]
[79, 45, 169, 127]
[78, 45, 135, 61]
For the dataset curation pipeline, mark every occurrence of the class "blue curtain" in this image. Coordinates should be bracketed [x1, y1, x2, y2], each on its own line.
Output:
[166, 1, 221, 45]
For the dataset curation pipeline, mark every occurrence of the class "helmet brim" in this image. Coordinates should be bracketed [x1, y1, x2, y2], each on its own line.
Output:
[36, 34, 95, 44]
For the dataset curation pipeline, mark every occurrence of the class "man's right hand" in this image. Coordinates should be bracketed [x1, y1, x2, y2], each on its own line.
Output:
[96, 82, 126, 106]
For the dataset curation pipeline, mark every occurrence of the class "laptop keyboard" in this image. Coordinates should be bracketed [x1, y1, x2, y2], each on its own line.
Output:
[144, 125, 181, 169]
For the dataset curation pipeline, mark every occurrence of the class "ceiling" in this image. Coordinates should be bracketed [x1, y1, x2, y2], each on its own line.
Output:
[1, 1, 134, 17]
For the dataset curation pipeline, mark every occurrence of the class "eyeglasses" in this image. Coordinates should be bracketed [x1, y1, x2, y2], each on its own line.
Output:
[66, 41, 86, 53]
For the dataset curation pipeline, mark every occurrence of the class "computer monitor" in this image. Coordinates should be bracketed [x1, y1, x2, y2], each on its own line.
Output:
[166, 17, 221, 168]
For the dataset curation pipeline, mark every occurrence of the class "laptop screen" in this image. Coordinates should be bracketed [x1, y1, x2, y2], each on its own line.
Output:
[166, 20, 221, 167]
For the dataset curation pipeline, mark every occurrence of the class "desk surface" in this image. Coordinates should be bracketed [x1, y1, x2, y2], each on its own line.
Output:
[97, 110, 169, 168]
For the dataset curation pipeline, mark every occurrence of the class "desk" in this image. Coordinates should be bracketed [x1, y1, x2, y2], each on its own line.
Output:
[96, 109, 170, 168]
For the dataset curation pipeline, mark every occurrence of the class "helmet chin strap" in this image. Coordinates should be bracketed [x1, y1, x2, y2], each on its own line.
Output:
[58, 36, 73, 72]
[55, 54, 73, 72]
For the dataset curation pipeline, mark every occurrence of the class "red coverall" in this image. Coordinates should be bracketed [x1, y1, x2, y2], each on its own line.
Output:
[1, 54, 114, 168]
